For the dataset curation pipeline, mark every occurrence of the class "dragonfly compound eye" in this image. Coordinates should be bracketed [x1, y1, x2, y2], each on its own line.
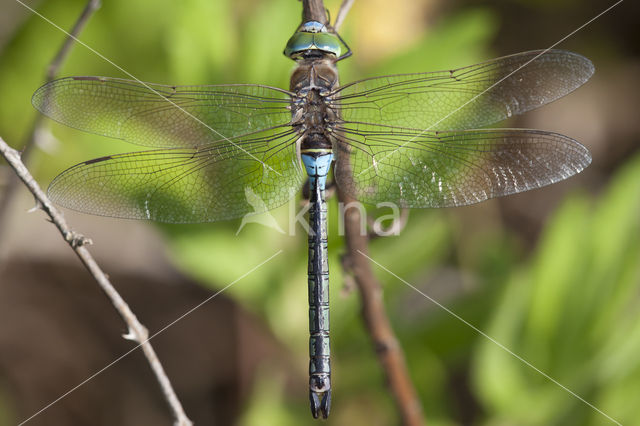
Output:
[283, 21, 341, 59]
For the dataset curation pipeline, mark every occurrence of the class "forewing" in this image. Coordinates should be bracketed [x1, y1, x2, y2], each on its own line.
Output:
[48, 128, 303, 223]
[334, 124, 591, 208]
[335, 50, 594, 131]
[33, 77, 293, 148]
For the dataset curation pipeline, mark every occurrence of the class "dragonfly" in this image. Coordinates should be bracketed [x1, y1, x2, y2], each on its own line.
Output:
[32, 19, 593, 419]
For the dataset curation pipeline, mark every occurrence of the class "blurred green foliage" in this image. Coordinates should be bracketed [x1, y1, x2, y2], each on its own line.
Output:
[0, 0, 637, 425]
[474, 153, 640, 425]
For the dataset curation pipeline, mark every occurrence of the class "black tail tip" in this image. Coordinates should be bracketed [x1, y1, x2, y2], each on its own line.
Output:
[310, 389, 331, 419]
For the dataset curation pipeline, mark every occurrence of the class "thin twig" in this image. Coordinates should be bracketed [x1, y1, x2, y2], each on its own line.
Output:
[0, 136, 193, 426]
[302, 0, 328, 24]
[338, 190, 424, 426]
[333, 0, 354, 31]
[46, 0, 102, 82]
[0, 0, 101, 248]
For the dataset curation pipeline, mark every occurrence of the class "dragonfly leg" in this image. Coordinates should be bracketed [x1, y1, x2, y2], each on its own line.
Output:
[309, 375, 331, 418]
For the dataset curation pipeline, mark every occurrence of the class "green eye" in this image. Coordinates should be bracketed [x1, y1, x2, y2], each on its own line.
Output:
[284, 33, 314, 58]
[283, 21, 342, 59]
[312, 33, 341, 57]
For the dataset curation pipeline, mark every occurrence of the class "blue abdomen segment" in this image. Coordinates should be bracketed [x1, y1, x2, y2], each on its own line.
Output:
[301, 151, 333, 419]
[301, 152, 333, 191]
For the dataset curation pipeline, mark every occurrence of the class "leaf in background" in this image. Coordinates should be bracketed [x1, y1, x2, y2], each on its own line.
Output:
[165, 0, 235, 83]
[239, 0, 298, 87]
[473, 153, 640, 425]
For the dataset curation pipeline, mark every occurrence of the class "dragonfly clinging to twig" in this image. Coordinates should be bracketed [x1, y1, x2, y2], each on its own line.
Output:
[33, 13, 593, 420]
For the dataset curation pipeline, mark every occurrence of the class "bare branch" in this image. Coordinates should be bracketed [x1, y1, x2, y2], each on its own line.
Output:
[46, 0, 102, 81]
[338, 189, 424, 426]
[0, 0, 101, 248]
[302, 0, 328, 24]
[0, 137, 193, 426]
[333, 0, 354, 31]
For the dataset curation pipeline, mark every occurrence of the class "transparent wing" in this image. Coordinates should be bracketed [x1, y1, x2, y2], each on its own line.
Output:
[333, 124, 591, 208]
[33, 77, 293, 148]
[48, 128, 303, 223]
[335, 50, 594, 131]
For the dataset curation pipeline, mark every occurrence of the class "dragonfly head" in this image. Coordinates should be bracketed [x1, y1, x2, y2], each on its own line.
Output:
[284, 21, 342, 60]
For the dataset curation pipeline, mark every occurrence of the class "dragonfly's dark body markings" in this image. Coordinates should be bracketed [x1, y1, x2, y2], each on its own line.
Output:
[33, 16, 593, 420]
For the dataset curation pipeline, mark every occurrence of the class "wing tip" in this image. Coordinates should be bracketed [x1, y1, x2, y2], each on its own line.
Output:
[544, 49, 595, 82]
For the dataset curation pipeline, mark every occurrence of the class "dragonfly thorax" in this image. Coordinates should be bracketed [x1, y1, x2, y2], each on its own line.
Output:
[290, 59, 338, 94]
[290, 60, 339, 153]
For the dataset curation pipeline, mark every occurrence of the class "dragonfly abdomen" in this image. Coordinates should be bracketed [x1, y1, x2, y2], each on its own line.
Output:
[301, 149, 333, 419]
[290, 53, 341, 419]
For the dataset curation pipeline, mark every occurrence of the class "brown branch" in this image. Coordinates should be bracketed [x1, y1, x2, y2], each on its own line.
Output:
[0, 137, 193, 426]
[338, 190, 425, 426]
[0, 0, 101, 248]
[302, 0, 328, 24]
